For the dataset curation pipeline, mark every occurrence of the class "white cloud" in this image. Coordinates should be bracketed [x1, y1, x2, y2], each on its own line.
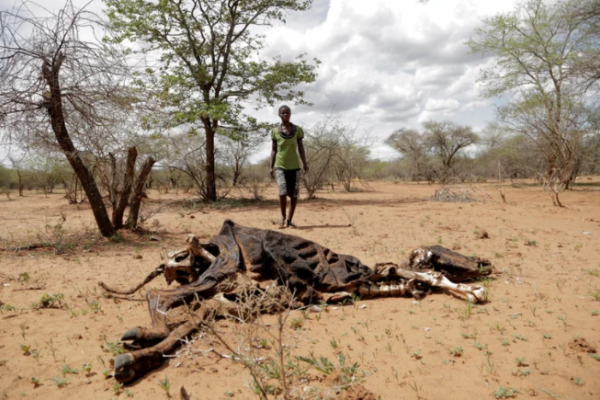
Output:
[255, 0, 522, 158]
[0, 0, 521, 163]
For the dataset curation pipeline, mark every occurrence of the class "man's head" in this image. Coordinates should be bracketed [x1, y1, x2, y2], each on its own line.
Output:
[278, 105, 291, 123]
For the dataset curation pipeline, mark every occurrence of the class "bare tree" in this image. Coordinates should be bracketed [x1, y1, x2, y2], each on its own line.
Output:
[467, 0, 600, 196]
[302, 122, 338, 199]
[301, 116, 371, 197]
[8, 155, 26, 196]
[0, 1, 139, 236]
[217, 132, 262, 187]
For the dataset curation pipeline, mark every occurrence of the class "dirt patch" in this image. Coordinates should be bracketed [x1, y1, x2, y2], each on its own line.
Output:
[569, 338, 597, 354]
[338, 384, 378, 400]
[1, 180, 600, 399]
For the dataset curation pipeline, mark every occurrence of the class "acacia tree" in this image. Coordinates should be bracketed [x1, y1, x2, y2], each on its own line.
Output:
[467, 0, 599, 197]
[385, 128, 429, 181]
[423, 120, 478, 182]
[0, 1, 138, 236]
[385, 121, 477, 183]
[104, 0, 319, 201]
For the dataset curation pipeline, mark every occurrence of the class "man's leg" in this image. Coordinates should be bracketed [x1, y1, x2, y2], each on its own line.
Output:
[278, 195, 287, 227]
[287, 197, 298, 227]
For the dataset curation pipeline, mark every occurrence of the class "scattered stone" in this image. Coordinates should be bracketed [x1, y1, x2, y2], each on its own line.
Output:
[477, 230, 490, 239]
[569, 338, 596, 354]
[71, 334, 83, 340]
[309, 306, 322, 313]
[149, 235, 161, 242]
[133, 254, 143, 260]
[430, 186, 476, 203]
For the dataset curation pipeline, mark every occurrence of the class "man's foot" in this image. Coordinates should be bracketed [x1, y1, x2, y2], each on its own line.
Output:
[278, 217, 286, 229]
[286, 220, 297, 229]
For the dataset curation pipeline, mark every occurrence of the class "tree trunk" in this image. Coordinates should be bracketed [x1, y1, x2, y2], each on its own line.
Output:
[112, 147, 137, 229]
[126, 156, 155, 229]
[42, 56, 115, 237]
[16, 170, 24, 196]
[108, 152, 118, 208]
[205, 128, 217, 201]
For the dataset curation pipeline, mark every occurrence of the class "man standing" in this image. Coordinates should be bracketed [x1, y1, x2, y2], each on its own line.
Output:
[270, 105, 309, 228]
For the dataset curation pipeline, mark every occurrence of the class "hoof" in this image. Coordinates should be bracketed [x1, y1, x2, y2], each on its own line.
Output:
[121, 327, 141, 342]
[114, 369, 135, 383]
[123, 342, 142, 351]
[113, 353, 135, 373]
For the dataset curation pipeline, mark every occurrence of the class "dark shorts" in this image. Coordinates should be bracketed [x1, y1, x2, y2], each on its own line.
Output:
[275, 168, 301, 198]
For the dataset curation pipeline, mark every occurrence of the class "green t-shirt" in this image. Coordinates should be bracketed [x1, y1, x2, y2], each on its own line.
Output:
[271, 125, 304, 170]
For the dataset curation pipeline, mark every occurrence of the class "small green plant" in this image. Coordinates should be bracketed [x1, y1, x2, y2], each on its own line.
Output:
[589, 354, 600, 361]
[493, 320, 505, 334]
[110, 232, 124, 243]
[102, 338, 125, 356]
[113, 382, 124, 394]
[524, 239, 537, 247]
[558, 313, 568, 326]
[409, 379, 423, 400]
[157, 375, 171, 397]
[0, 359, 7, 366]
[20, 344, 31, 355]
[61, 364, 79, 377]
[0, 303, 16, 312]
[448, 347, 464, 357]
[329, 337, 339, 350]
[88, 301, 103, 314]
[515, 357, 528, 367]
[35, 293, 64, 309]
[46, 338, 57, 362]
[484, 357, 496, 375]
[47, 377, 68, 388]
[494, 387, 520, 398]
[297, 353, 335, 374]
[512, 368, 531, 378]
[585, 269, 600, 277]
[574, 377, 583, 386]
[31, 349, 41, 363]
[18, 272, 30, 282]
[82, 363, 92, 376]
[527, 304, 537, 317]
[290, 318, 304, 330]
[454, 301, 474, 320]
[513, 334, 527, 342]
[31, 377, 40, 387]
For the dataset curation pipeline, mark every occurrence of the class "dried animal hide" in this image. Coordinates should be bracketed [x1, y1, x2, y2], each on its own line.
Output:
[99, 219, 492, 383]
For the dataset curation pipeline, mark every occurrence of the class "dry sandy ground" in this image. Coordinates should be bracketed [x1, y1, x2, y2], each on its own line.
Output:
[0, 180, 599, 400]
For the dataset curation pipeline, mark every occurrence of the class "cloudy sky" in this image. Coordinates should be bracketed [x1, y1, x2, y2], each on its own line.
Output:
[0, 0, 523, 162]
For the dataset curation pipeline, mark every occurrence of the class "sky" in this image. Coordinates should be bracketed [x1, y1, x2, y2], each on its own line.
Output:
[0, 0, 523, 163]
